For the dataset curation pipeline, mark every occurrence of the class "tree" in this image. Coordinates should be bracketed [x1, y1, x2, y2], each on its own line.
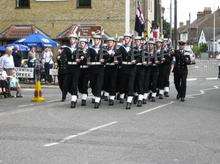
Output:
[163, 19, 171, 38]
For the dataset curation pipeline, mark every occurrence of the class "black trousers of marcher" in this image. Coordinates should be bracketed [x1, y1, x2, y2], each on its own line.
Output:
[134, 66, 145, 95]
[143, 66, 151, 93]
[163, 64, 171, 88]
[89, 65, 104, 97]
[218, 66, 220, 77]
[149, 66, 159, 93]
[78, 68, 90, 94]
[63, 67, 80, 95]
[118, 65, 136, 96]
[174, 70, 188, 98]
[58, 73, 66, 93]
[103, 66, 118, 96]
[157, 64, 166, 90]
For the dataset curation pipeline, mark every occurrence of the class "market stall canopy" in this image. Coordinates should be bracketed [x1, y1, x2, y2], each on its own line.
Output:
[14, 32, 58, 48]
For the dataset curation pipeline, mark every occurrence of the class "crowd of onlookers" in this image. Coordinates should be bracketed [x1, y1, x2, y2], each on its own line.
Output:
[0, 45, 55, 99]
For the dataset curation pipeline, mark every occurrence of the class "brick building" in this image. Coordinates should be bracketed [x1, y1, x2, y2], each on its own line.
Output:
[0, 0, 153, 40]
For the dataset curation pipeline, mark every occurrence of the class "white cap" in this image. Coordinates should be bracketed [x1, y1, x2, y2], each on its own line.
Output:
[79, 38, 88, 43]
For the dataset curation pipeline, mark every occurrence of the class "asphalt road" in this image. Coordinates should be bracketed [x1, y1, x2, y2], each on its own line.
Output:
[0, 59, 220, 164]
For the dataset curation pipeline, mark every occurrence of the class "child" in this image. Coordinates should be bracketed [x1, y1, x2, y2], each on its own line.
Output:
[0, 68, 7, 98]
[9, 70, 23, 98]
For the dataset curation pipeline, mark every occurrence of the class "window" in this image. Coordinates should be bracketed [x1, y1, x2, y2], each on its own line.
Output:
[77, 0, 91, 8]
[16, 0, 30, 8]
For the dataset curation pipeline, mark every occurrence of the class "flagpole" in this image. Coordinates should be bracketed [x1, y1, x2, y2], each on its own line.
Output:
[125, 0, 130, 33]
[213, 9, 216, 54]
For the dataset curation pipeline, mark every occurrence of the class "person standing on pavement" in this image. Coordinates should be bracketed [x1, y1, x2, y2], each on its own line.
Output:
[12, 46, 22, 67]
[62, 34, 81, 108]
[172, 41, 191, 102]
[42, 47, 54, 84]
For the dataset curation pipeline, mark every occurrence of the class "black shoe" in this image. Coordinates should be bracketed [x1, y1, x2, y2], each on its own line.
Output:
[61, 93, 66, 102]
[137, 100, 142, 107]
[151, 97, 156, 102]
[81, 100, 86, 106]
[94, 102, 100, 109]
[126, 102, 131, 110]
[119, 98, 124, 104]
[143, 99, 147, 104]
[104, 96, 108, 101]
[92, 98, 95, 103]
[133, 96, 138, 104]
[158, 94, 163, 99]
[176, 94, 180, 100]
[109, 99, 114, 106]
[16, 95, 23, 98]
[71, 101, 76, 108]
[180, 97, 185, 102]
[164, 92, 169, 97]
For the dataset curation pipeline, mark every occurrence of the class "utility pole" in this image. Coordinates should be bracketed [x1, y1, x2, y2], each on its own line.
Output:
[170, 0, 172, 40]
[174, 0, 178, 49]
[213, 9, 216, 54]
[125, 0, 130, 34]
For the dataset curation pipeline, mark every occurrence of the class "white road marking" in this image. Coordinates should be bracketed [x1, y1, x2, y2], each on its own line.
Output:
[136, 101, 174, 116]
[187, 85, 220, 98]
[0, 99, 61, 117]
[187, 78, 197, 81]
[44, 142, 59, 147]
[214, 85, 219, 89]
[206, 77, 218, 80]
[44, 121, 118, 147]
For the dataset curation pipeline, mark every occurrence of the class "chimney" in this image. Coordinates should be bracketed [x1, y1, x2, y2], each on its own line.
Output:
[197, 11, 204, 19]
[186, 20, 190, 27]
[203, 7, 212, 15]
[179, 22, 184, 27]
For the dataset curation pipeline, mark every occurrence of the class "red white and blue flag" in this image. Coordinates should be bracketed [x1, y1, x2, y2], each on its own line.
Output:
[135, 1, 145, 36]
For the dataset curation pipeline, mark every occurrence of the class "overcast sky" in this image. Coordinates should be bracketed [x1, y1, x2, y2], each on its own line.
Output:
[162, 0, 220, 25]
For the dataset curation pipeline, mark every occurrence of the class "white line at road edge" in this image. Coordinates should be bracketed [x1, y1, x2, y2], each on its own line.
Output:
[44, 121, 118, 147]
[136, 101, 174, 116]
[187, 78, 197, 81]
[206, 77, 218, 80]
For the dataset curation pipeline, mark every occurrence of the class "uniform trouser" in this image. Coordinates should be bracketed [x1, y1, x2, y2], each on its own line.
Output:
[103, 66, 117, 96]
[134, 66, 145, 95]
[218, 66, 220, 77]
[149, 66, 159, 97]
[163, 64, 171, 88]
[63, 68, 80, 96]
[143, 66, 151, 93]
[158, 64, 166, 90]
[78, 68, 90, 94]
[174, 71, 188, 98]
[118, 65, 136, 97]
[58, 73, 66, 93]
[89, 65, 104, 98]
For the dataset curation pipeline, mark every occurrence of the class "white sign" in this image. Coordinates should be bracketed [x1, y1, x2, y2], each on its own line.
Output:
[199, 30, 207, 44]
[15, 67, 34, 78]
[49, 69, 58, 76]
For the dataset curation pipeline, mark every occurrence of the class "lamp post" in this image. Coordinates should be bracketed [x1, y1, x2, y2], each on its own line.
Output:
[174, 0, 177, 49]
[125, 0, 130, 33]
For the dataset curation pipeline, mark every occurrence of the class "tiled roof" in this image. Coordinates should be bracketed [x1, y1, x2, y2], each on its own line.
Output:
[0, 25, 47, 39]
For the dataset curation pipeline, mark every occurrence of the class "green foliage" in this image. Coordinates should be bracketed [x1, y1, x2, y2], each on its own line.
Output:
[163, 19, 171, 38]
[192, 43, 208, 55]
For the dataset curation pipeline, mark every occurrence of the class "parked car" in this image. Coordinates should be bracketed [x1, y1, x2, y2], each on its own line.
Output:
[185, 46, 196, 64]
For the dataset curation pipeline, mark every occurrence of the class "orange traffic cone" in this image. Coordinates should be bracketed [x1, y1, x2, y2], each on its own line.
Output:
[32, 80, 45, 103]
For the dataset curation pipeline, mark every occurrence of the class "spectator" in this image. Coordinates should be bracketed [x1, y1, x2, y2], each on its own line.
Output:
[8, 70, 23, 98]
[27, 50, 36, 68]
[12, 46, 22, 67]
[42, 47, 54, 83]
[0, 46, 15, 76]
[0, 68, 7, 98]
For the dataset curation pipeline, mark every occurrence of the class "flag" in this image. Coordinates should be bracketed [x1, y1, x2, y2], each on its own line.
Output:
[135, 1, 145, 36]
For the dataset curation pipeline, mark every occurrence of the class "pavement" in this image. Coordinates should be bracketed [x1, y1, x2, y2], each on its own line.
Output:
[0, 59, 220, 164]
